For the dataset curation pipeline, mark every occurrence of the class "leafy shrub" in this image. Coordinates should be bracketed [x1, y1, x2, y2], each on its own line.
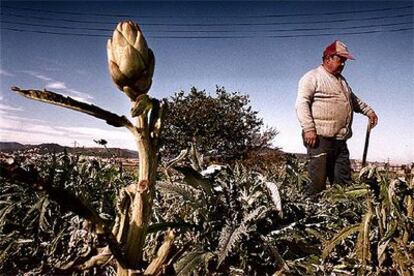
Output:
[161, 86, 278, 162]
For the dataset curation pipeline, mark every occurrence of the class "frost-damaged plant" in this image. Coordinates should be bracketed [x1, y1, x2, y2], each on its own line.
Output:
[322, 166, 414, 275]
[0, 151, 128, 274]
[4, 21, 171, 275]
[151, 147, 285, 275]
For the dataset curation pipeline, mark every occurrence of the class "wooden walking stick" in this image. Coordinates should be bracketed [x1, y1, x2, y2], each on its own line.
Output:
[362, 119, 371, 167]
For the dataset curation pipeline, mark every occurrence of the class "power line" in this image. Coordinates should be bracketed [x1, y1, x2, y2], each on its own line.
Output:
[2, 26, 412, 39]
[264, 27, 414, 39]
[1, 4, 412, 18]
[148, 27, 413, 39]
[1, 11, 413, 27]
[1, 27, 108, 37]
[1, 20, 412, 34]
[1, 20, 112, 32]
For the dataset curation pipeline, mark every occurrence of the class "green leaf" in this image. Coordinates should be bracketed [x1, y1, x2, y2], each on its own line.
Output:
[157, 181, 201, 206]
[216, 222, 248, 268]
[147, 221, 197, 234]
[322, 224, 360, 260]
[377, 239, 391, 267]
[39, 196, 51, 232]
[189, 142, 203, 171]
[355, 209, 373, 266]
[0, 240, 15, 265]
[148, 98, 161, 133]
[130, 94, 152, 117]
[174, 166, 213, 196]
[265, 181, 283, 216]
[382, 220, 398, 241]
[344, 187, 368, 197]
[166, 149, 188, 169]
[0, 203, 17, 224]
[328, 185, 368, 202]
[175, 250, 214, 276]
[243, 206, 268, 225]
[245, 190, 262, 206]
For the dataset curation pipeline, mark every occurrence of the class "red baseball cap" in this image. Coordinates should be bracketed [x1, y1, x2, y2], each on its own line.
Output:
[323, 40, 355, 60]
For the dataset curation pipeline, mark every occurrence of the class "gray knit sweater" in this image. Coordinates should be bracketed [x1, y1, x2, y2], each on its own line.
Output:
[296, 65, 374, 140]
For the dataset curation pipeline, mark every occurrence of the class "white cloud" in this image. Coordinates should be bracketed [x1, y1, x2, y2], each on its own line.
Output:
[66, 88, 94, 100]
[46, 81, 67, 90]
[56, 126, 132, 140]
[21, 70, 53, 81]
[0, 69, 15, 77]
[20, 70, 94, 101]
[0, 103, 23, 112]
[0, 116, 135, 150]
[35, 74, 53, 81]
[47, 91, 93, 103]
[45, 82, 93, 100]
[70, 96, 93, 104]
[2, 114, 48, 124]
[1, 71, 92, 114]
[75, 69, 88, 76]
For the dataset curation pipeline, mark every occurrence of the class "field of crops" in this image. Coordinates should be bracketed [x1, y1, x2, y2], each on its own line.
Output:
[1, 149, 413, 275]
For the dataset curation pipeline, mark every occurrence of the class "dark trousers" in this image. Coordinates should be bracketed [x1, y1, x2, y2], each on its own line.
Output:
[305, 136, 352, 194]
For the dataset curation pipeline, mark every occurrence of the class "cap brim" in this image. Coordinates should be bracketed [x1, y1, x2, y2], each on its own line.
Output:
[338, 53, 355, 60]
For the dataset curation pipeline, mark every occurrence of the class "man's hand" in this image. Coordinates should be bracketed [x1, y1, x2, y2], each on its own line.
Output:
[304, 130, 318, 148]
[368, 112, 378, 129]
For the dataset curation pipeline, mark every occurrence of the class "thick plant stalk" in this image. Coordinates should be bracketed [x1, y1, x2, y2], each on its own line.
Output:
[144, 230, 175, 275]
[125, 115, 153, 264]
[117, 105, 164, 275]
[114, 188, 133, 243]
[76, 247, 112, 270]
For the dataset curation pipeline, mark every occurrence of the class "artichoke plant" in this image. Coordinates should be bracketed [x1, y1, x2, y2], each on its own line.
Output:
[9, 20, 168, 276]
[107, 21, 155, 101]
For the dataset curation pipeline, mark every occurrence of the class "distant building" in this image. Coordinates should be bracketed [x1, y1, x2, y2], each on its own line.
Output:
[351, 159, 413, 178]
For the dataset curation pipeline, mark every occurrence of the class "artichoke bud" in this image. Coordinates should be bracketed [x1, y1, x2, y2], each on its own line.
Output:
[131, 94, 153, 117]
[107, 21, 155, 101]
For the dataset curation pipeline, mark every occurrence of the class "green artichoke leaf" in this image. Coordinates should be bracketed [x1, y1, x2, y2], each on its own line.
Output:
[131, 94, 152, 117]
[174, 166, 213, 196]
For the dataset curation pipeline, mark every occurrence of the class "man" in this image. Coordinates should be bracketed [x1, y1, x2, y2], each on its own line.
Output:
[296, 40, 378, 195]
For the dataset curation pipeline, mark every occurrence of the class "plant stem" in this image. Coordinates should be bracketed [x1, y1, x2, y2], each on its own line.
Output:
[117, 113, 159, 275]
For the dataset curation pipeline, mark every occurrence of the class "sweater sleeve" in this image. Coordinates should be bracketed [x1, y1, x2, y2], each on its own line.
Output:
[296, 72, 317, 132]
[350, 90, 374, 116]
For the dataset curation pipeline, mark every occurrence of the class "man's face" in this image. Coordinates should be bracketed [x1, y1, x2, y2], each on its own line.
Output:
[325, 55, 347, 75]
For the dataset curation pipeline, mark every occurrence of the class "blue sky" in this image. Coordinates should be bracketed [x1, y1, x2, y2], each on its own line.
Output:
[0, 1, 413, 164]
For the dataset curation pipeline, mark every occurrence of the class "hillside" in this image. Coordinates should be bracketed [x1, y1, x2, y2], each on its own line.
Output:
[0, 142, 138, 158]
